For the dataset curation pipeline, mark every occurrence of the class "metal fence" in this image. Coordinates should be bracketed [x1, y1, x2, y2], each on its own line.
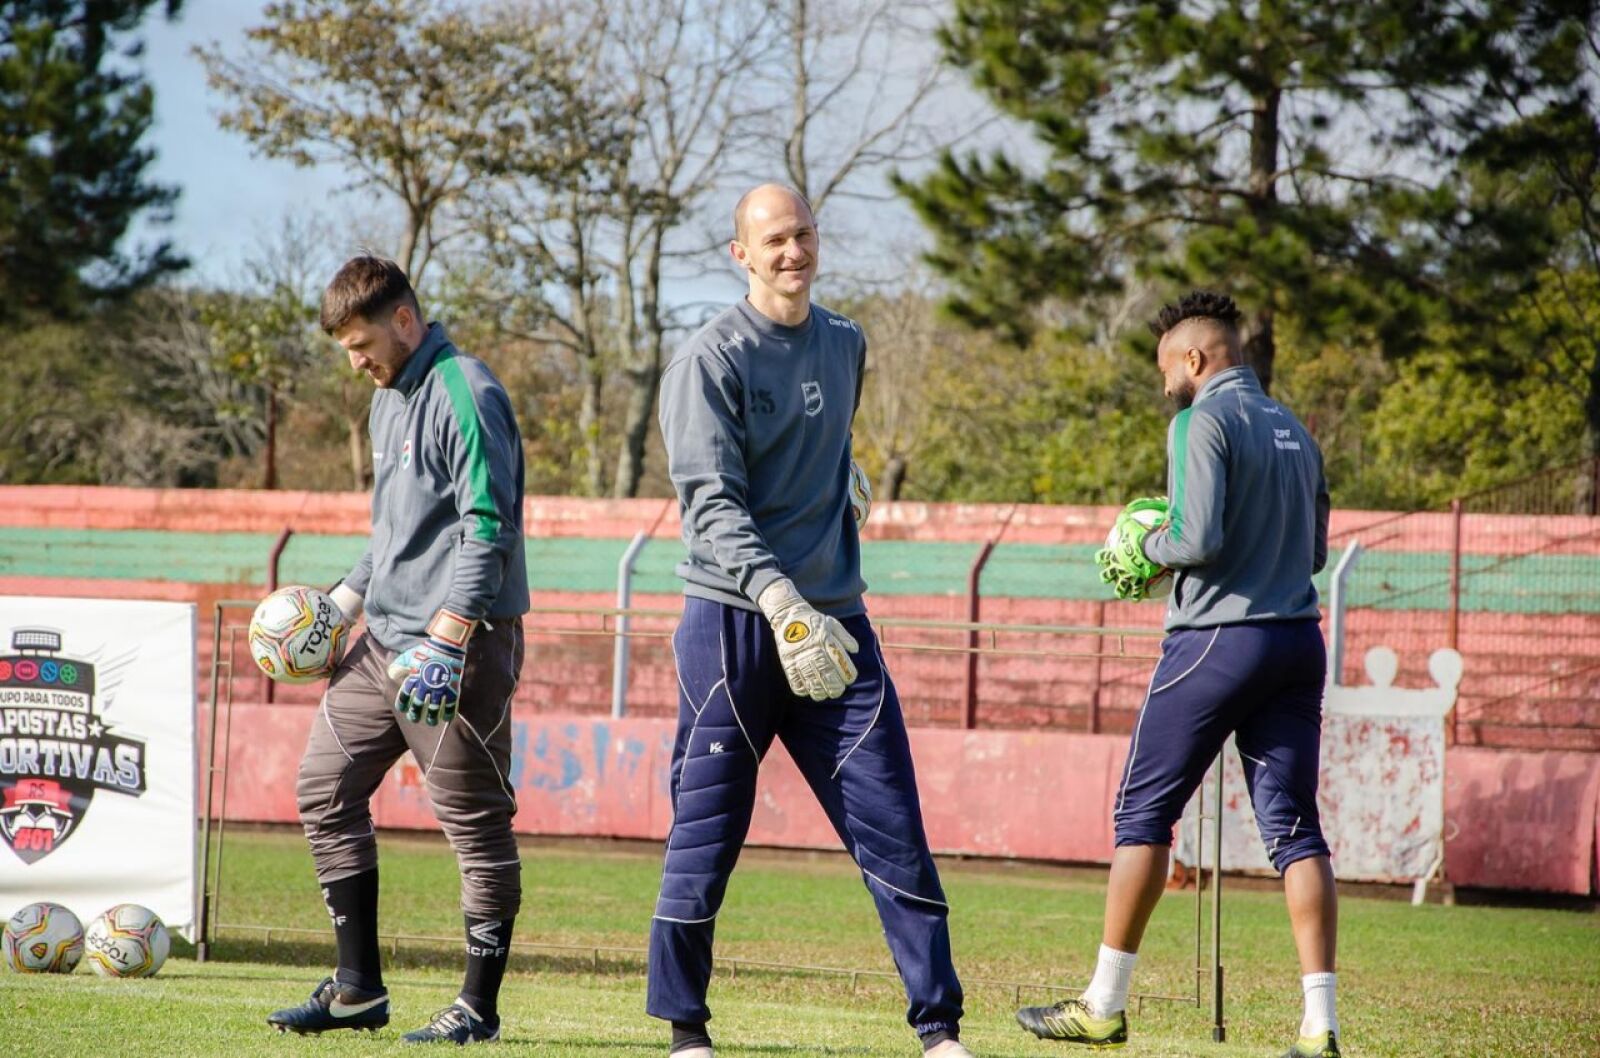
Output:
[1329, 457, 1600, 751]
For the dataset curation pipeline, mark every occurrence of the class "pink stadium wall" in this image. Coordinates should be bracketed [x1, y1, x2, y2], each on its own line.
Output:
[3, 486, 1599, 893]
[200, 706, 1600, 895]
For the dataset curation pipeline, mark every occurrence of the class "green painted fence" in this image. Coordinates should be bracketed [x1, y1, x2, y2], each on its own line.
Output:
[2, 526, 1597, 613]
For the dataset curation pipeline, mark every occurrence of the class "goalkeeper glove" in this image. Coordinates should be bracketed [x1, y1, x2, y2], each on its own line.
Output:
[757, 578, 860, 701]
[1095, 497, 1170, 602]
[848, 459, 872, 530]
[388, 608, 475, 725]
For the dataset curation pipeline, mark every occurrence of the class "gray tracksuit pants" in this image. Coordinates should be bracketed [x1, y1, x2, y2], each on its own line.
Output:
[295, 619, 524, 918]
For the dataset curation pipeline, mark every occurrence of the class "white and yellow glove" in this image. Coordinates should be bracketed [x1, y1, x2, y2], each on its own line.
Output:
[848, 460, 872, 530]
[757, 578, 860, 701]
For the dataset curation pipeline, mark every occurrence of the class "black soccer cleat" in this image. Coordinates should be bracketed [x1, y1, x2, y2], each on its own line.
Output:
[267, 976, 390, 1035]
[400, 1002, 501, 1045]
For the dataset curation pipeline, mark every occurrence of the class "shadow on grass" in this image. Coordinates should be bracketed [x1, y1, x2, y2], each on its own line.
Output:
[211, 935, 652, 977]
[533, 1037, 876, 1056]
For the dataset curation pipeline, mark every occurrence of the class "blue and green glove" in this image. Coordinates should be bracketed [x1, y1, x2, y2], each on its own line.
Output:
[388, 609, 475, 726]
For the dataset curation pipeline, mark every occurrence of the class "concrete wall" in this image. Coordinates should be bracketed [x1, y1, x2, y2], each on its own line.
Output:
[199, 706, 1600, 894]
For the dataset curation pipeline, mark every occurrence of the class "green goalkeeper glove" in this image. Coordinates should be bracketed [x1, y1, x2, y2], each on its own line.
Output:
[1095, 497, 1170, 602]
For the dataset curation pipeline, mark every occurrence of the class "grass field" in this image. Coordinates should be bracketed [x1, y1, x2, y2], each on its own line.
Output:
[5, 828, 1597, 1058]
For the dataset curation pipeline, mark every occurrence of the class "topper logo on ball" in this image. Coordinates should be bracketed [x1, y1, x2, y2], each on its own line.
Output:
[0, 628, 147, 864]
[296, 596, 340, 662]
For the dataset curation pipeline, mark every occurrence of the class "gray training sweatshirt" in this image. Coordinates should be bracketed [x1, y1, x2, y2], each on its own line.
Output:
[1142, 365, 1329, 632]
[343, 322, 530, 651]
[658, 298, 867, 617]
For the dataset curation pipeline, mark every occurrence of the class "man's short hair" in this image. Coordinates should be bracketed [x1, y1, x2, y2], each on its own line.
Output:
[320, 255, 420, 335]
[1148, 290, 1242, 338]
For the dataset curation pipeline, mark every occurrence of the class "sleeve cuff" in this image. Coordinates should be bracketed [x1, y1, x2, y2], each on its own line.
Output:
[743, 566, 786, 608]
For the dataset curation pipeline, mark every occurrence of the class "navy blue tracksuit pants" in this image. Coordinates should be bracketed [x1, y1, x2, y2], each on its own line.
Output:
[1114, 618, 1332, 873]
[647, 597, 963, 1040]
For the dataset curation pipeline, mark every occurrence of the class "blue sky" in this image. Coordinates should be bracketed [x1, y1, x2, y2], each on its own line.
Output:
[134, 2, 988, 306]
[141, 3, 352, 285]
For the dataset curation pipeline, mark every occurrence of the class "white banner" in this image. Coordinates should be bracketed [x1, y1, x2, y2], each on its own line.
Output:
[1176, 647, 1461, 883]
[0, 598, 197, 938]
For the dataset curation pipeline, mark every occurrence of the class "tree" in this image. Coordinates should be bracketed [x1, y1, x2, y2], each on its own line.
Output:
[764, 0, 950, 217]
[900, 324, 1168, 504]
[464, 0, 775, 497]
[0, 0, 186, 321]
[1440, 11, 1600, 505]
[0, 289, 264, 487]
[197, 0, 576, 288]
[201, 223, 329, 491]
[898, 0, 1589, 393]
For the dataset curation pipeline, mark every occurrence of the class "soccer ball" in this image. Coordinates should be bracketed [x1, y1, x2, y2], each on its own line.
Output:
[84, 904, 170, 978]
[3, 901, 84, 973]
[249, 585, 349, 684]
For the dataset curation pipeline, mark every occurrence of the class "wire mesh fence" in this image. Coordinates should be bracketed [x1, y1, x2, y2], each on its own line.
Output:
[1329, 457, 1600, 751]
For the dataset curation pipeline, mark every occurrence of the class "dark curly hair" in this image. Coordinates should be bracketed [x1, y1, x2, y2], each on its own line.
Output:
[1148, 291, 1242, 338]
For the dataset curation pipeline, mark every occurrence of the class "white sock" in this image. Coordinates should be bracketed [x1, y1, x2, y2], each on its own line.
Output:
[1300, 972, 1338, 1038]
[1081, 944, 1138, 1018]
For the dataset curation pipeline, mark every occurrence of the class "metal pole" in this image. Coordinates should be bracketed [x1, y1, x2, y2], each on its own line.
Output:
[1088, 599, 1106, 733]
[962, 540, 997, 729]
[1194, 794, 1205, 1007]
[611, 531, 650, 719]
[1327, 541, 1364, 686]
[1210, 754, 1226, 1043]
[1446, 499, 1462, 651]
[264, 527, 293, 705]
[212, 626, 241, 943]
[196, 602, 226, 963]
[1447, 499, 1463, 743]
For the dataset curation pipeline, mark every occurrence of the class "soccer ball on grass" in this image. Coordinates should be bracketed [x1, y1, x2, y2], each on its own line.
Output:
[3, 901, 84, 973]
[84, 903, 170, 978]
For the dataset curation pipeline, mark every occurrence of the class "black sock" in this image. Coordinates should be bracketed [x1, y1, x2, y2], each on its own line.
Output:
[321, 869, 382, 992]
[671, 1021, 713, 1053]
[460, 914, 514, 1022]
[921, 1027, 957, 1050]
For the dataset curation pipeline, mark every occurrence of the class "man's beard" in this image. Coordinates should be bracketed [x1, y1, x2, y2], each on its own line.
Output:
[1170, 380, 1196, 410]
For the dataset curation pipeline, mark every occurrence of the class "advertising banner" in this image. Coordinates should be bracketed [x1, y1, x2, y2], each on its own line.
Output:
[0, 598, 196, 937]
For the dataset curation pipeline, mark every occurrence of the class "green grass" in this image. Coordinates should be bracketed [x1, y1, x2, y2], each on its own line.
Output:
[6, 828, 1598, 1057]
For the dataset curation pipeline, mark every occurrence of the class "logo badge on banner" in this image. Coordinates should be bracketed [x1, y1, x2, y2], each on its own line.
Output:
[0, 628, 148, 864]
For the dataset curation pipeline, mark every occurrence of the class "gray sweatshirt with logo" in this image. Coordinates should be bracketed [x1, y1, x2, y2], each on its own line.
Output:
[658, 298, 867, 617]
[342, 323, 529, 650]
[1142, 366, 1329, 631]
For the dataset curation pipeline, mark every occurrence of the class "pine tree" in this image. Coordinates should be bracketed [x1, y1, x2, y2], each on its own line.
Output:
[0, 1, 186, 321]
[898, 0, 1593, 393]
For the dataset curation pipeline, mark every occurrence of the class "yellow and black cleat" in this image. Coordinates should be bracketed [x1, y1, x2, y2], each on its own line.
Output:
[1015, 997, 1128, 1048]
[1282, 1031, 1341, 1058]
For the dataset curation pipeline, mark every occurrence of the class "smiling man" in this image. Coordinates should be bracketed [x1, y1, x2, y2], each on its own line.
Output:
[646, 185, 971, 1058]
[266, 255, 529, 1046]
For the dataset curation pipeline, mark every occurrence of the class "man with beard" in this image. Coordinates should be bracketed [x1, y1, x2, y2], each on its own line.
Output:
[1016, 291, 1340, 1058]
[267, 255, 528, 1045]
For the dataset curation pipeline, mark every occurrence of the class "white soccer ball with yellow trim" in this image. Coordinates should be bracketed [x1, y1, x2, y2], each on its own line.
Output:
[249, 585, 349, 684]
[3, 901, 84, 973]
[85, 904, 169, 978]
